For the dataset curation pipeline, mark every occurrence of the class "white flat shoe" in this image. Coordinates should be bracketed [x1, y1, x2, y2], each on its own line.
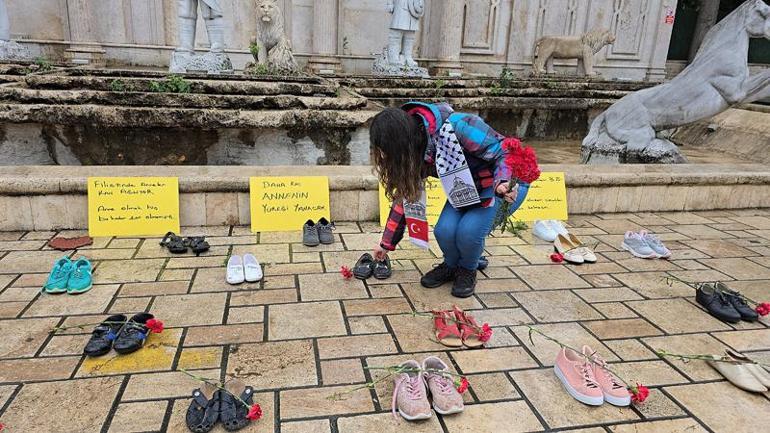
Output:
[226, 255, 245, 285]
[243, 254, 263, 283]
[567, 234, 597, 263]
[554, 235, 584, 265]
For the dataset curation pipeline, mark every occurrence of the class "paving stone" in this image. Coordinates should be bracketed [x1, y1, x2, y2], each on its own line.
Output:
[227, 340, 317, 389]
[82, 248, 136, 260]
[122, 369, 221, 400]
[40, 333, 91, 356]
[631, 389, 687, 419]
[95, 258, 165, 283]
[0, 250, 71, 274]
[609, 360, 689, 386]
[24, 285, 118, 317]
[699, 257, 770, 280]
[481, 266, 517, 279]
[107, 401, 168, 433]
[607, 418, 706, 433]
[511, 323, 618, 366]
[230, 288, 297, 306]
[108, 296, 151, 314]
[107, 238, 141, 248]
[280, 385, 374, 419]
[402, 282, 482, 312]
[451, 347, 537, 373]
[510, 244, 554, 264]
[11, 272, 48, 287]
[166, 256, 228, 269]
[77, 329, 181, 377]
[292, 251, 320, 263]
[191, 266, 261, 292]
[642, 333, 730, 380]
[264, 262, 323, 276]
[178, 347, 224, 369]
[348, 316, 387, 334]
[670, 224, 734, 239]
[591, 219, 647, 234]
[443, 401, 543, 433]
[511, 265, 590, 290]
[0, 356, 80, 382]
[337, 414, 442, 433]
[474, 278, 530, 293]
[232, 243, 290, 263]
[321, 359, 366, 385]
[665, 269, 733, 283]
[0, 384, 16, 409]
[262, 274, 297, 289]
[151, 293, 227, 327]
[166, 392, 275, 433]
[0, 301, 27, 318]
[582, 273, 623, 287]
[185, 323, 264, 346]
[464, 307, 533, 327]
[712, 328, 770, 351]
[468, 372, 520, 401]
[318, 333, 397, 359]
[626, 299, 731, 334]
[368, 284, 403, 298]
[160, 268, 195, 281]
[367, 269, 422, 285]
[0, 273, 16, 290]
[0, 317, 63, 358]
[582, 318, 663, 339]
[573, 287, 644, 303]
[593, 302, 639, 319]
[228, 306, 265, 324]
[340, 233, 385, 250]
[604, 338, 657, 361]
[343, 297, 411, 316]
[513, 290, 602, 322]
[666, 382, 770, 433]
[268, 301, 346, 340]
[614, 258, 682, 272]
[0, 377, 122, 432]
[119, 280, 189, 296]
[387, 313, 452, 352]
[612, 272, 695, 298]
[298, 273, 368, 301]
[670, 259, 709, 270]
[282, 420, 331, 433]
[477, 293, 517, 308]
[654, 212, 714, 225]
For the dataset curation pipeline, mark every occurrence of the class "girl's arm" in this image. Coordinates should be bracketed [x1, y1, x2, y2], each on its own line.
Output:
[380, 201, 407, 251]
[450, 113, 512, 189]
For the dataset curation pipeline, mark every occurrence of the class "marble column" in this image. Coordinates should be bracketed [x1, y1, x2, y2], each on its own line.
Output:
[65, 0, 105, 66]
[308, 0, 341, 74]
[431, 0, 463, 76]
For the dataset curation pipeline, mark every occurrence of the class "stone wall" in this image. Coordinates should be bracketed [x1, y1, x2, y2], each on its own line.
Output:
[7, 0, 677, 80]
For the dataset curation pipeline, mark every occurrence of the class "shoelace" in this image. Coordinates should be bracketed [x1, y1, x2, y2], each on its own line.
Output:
[391, 375, 424, 418]
[592, 354, 624, 390]
[120, 322, 148, 339]
[580, 363, 599, 389]
[426, 373, 454, 395]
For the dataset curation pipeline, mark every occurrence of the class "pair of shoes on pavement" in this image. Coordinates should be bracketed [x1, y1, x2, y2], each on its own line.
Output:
[352, 253, 391, 280]
[392, 356, 464, 421]
[186, 379, 256, 432]
[535, 220, 596, 264]
[621, 231, 671, 259]
[160, 232, 210, 256]
[420, 263, 477, 298]
[84, 313, 162, 357]
[43, 256, 92, 294]
[302, 218, 334, 247]
[707, 349, 770, 393]
[432, 306, 490, 348]
[696, 282, 758, 323]
[554, 345, 631, 407]
[227, 254, 262, 285]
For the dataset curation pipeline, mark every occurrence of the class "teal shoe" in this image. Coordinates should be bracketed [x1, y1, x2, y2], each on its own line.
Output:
[43, 257, 73, 294]
[67, 258, 93, 294]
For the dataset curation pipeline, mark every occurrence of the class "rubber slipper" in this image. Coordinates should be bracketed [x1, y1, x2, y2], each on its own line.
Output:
[353, 253, 375, 280]
[433, 310, 463, 348]
[220, 379, 254, 432]
[185, 236, 210, 256]
[160, 232, 187, 254]
[373, 256, 392, 280]
[186, 382, 220, 433]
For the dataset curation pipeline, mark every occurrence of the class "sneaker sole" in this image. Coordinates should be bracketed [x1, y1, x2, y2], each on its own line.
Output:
[621, 243, 656, 259]
[553, 364, 604, 406]
[398, 409, 432, 421]
[67, 284, 93, 294]
[433, 404, 463, 415]
[603, 392, 631, 407]
[43, 287, 68, 294]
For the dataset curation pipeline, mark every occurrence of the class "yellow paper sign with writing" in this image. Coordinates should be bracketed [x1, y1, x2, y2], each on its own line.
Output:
[87, 177, 180, 237]
[250, 176, 330, 232]
[379, 177, 448, 227]
[511, 172, 568, 222]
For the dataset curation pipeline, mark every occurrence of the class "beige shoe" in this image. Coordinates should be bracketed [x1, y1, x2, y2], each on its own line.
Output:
[567, 234, 597, 263]
[726, 350, 770, 388]
[707, 355, 768, 393]
[392, 360, 432, 421]
[554, 234, 584, 265]
[422, 356, 464, 415]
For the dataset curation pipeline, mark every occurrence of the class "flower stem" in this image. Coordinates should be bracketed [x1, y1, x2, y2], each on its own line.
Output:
[655, 350, 770, 368]
[51, 320, 125, 333]
[178, 369, 253, 408]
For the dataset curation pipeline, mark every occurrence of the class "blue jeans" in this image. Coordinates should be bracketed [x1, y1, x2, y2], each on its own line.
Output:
[434, 200, 497, 271]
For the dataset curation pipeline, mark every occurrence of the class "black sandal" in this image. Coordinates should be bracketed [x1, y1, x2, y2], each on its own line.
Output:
[185, 237, 210, 256]
[353, 253, 375, 280]
[220, 379, 254, 432]
[373, 256, 392, 280]
[186, 383, 220, 433]
[160, 232, 187, 254]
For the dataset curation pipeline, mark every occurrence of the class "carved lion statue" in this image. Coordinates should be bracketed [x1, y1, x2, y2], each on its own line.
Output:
[254, 0, 298, 73]
[533, 29, 615, 76]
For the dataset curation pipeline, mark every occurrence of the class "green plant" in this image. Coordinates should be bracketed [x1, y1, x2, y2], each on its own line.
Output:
[246, 62, 272, 76]
[433, 79, 446, 98]
[34, 57, 53, 73]
[499, 66, 515, 88]
[148, 75, 192, 93]
[505, 220, 528, 237]
[109, 79, 127, 92]
[249, 42, 260, 59]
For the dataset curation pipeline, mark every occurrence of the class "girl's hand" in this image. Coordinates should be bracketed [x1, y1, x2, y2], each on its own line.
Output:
[373, 245, 389, 262]
[496, 183, 519, 203]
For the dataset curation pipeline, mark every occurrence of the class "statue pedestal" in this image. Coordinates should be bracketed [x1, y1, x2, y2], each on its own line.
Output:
[65, 43, 106, 67]
[0, 40, 30, 62]
[371, 49, 428, 78]
[169, 51, 233, 75]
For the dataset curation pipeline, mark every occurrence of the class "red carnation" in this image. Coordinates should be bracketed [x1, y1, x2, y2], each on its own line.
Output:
[629, 383, 650, 404]
[756, 302, 770, 317]
[340, 266, 353, 280]
[455, 377, 469, 394]
[550, 253, 564, 263]
[0, 422, 5, 431]
[246, 403, 263, 421]
[146, 318, 164, 334]
[478, 323, 493, 342]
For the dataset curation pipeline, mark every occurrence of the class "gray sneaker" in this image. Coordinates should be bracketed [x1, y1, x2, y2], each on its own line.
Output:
[302, 220, 320, 247]
[621, 231, 656, 258]
[317, 218, 335, 245]
[639, 231, 671, 258]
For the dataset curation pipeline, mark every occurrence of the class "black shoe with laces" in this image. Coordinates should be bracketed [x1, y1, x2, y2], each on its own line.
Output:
[83, 314, 127, 357]
[420, 263, 456, 288]
[452, 268, 477, 298]
[317, 217, 336, 245]
[718, 283, 759, 321]
[696, 283, 741, 323]
[114, 313, 155, 354]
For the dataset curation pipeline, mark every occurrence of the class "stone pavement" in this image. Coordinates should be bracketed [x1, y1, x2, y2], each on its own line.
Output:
[0, 210, 769, 433]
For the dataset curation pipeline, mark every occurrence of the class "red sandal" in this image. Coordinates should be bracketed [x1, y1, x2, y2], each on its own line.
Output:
[432, 310, 463, 347]
[453, 306, 489, 348]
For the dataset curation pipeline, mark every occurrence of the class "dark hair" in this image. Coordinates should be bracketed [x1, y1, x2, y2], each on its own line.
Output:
[370, 107, 427, 203]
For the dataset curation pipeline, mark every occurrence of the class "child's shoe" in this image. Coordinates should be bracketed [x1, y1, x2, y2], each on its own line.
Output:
[113, 313, 156, 354]
[67, 257, 93, 294]
[392, 360, 432, 421]
[83, 314, 127, 357]
[621, 231, 657, 259]
[43, 257, 73, 294]
[553, 347, 604, 406]
[639, 231, 671, 259]
[422, 356, 464, 415]
[582, 345, 631, 406]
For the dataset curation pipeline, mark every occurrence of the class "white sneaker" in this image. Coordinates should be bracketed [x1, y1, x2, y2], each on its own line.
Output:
[547, 220, 570, 237]
[532, 220, 558, 242]
[226, 255, 245, 285]
[243, 254, 263, 283]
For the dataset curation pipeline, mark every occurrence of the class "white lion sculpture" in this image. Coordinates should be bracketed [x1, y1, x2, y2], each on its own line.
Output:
[253, 0, 298, 73]
[582, 0, 770, 164]
[533, 29, 615, 76]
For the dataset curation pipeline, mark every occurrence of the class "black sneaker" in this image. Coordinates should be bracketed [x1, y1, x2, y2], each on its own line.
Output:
[718, 283, 759, 322]
[83, 314, 127, 357]
[113, 313, 155, 354]
[302, 220, 320, 247]
[696, 283, 741, 323]
[477, 256, 489, 271]
[452, 268, 477, 298]
[317, 218, 335, 245]
[420, 263, 456, 288]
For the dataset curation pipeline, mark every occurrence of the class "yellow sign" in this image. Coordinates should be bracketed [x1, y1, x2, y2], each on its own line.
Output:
[87, 177, 180, 237]
[379, 177, 448, 227]
[250, 176, 330, 232]
[511, 172, 568, 222]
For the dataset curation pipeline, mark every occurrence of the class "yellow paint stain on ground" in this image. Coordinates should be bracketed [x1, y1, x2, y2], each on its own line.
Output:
[177, 347, 223, 370]
[77, 330, 181, 376]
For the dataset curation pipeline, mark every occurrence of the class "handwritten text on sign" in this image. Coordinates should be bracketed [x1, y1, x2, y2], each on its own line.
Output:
[250, 176, 330, 232]
[511, 172, 568, 222]
[379, 177, 448, 227]
[87, 177, 180, 237]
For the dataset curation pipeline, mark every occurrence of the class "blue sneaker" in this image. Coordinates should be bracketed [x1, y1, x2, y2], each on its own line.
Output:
[43, 257, 73, 294]
[67, 258, 93, 294]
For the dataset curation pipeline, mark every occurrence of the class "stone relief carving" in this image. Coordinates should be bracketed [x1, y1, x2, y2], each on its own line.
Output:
[533, 29, 615, 76]
[248, 0, 298, 74]
[169, 0, 233, 74]
[0, 0, 30, 61]
[372, 0, 428, 77]
[581, 0, 770, 164]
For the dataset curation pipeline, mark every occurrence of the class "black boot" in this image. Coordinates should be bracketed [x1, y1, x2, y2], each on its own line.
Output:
[452, 268, 477, 298]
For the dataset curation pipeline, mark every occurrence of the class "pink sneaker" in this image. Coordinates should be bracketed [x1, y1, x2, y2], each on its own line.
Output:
[554, 347, 604, 406]
[392, 360, 432, 421]
[583, 346, 631, 406]
[422, 356, 464, 415]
